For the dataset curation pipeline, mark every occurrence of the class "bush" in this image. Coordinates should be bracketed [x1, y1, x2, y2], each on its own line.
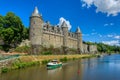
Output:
[0, 45, 3, 50]
[0, 45, 10, 52]
[41, 51, 52, 55]
[72, 57, 76, 60]
[60, 57, 68, 62]
[14, 46, 31, 53]
[42, 60, 50, 65]
[1, 67, 9, 73]
[11, 59, 40, 70]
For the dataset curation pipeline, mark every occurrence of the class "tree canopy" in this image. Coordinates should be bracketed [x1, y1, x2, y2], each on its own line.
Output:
[85, 41, 120, 53]
[0, 12, 29, 51]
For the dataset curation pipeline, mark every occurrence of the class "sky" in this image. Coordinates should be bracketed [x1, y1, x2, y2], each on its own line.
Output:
[0, 0, 120, 46]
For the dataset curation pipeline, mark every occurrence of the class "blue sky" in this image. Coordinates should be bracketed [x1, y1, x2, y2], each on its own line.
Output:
[0, 0, 120, 46]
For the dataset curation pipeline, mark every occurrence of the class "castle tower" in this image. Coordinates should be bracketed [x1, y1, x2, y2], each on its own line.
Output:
[76, 27, 83, 54]
[29, 7, 43, 54]
[61, 21, 68, 54]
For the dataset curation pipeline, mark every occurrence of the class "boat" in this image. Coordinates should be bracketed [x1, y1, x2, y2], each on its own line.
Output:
[47, 59, 62, 69]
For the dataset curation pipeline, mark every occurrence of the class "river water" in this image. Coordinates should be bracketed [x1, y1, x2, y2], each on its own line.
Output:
[0, 54, 120, 80]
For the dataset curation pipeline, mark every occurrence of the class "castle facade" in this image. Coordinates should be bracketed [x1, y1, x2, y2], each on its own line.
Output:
[29, 7, 97, 54]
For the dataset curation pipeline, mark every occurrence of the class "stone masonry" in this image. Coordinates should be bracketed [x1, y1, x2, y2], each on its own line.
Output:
[29, 7, 97, 54]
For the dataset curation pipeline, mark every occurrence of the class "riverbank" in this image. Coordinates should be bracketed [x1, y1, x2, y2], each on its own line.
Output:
[0, 54, 98, 73]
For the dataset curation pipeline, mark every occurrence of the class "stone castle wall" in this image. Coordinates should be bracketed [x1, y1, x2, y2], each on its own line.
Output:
[42, 31, 63, 48]
[42, 24, 78, 49]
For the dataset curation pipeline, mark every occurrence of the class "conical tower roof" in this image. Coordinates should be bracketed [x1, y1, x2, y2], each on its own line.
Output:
[32, 7, 41, 17]
[76, 26, 81, 33]
[61, 21, 68, 27]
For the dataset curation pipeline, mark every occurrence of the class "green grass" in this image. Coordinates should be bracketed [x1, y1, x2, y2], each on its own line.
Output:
[1, 59, 40, 73]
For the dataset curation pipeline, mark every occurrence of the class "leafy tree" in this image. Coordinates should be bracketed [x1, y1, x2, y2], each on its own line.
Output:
[0, 15, 4, 29]
[0, 28, 14, 45]
[0, 12, 29, 51]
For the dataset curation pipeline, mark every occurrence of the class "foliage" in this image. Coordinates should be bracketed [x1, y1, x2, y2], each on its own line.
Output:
[0, 45, 10, 51]
[72, 57, 77, 60]
[1, 67, 9, 73]
[60, 57, 68, 62]
[14, 46, 31, 53]
[41, 51, 52, 55]
[12, 61, 40, 69]
[0, 45, 3, 50]
[85, 41, 120, 53]
[96, 43, 120, 53]
[42, 60, 50, 65]
[84, 41, 96, 45]
[0, 12, 29, 51]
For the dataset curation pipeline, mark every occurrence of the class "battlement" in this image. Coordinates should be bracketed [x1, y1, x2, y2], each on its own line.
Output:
[43, 21, 78, 39]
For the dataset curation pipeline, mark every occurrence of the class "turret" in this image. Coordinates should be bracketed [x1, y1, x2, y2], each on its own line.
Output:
[61, 21, 68, 47]
[29, 7, 43, 54]
[61, 21, 68, 54]
[76, 26, 83, 54]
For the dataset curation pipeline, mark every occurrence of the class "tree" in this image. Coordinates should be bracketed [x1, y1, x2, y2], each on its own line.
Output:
[0, 28, 14, 45]
[0, 15, 4, 29]
[85, 41, 120, 53]
[0, 12, 29, 49]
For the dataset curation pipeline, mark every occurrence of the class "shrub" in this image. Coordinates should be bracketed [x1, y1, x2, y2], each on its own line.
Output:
[42, 60, 50, 65]
[72, 57, 76, 60]
[41, 51, 52, 55]
[60, 57, 68, 62]
[12, 59, 40, 70]
[0, 45, 10, 52]
[0, 45, 3, 50]
[1, 67, 9, 73]
[14, 46, 31, 53]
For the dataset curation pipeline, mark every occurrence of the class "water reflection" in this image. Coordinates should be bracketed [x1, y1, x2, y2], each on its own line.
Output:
[1, 54, 120, 80]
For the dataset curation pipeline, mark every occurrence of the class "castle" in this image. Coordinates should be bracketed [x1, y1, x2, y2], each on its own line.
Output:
[29, 7, 97, 54]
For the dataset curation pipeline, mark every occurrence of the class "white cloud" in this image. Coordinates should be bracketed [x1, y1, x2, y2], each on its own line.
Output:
[106, 34, 120, 39]
[58, 17, 72, 30]
[102, 40, 120, 46]
[81, 0, 120, 16]
[82, 0, 94, 8]
[114, 35, 120, 39]
[104, 23, 114, 26]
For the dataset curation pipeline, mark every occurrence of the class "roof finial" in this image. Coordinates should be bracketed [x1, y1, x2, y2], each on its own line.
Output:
[32, 6, 41, 17]
[76, 26, 81, 33]
[34, 6, 39, 14]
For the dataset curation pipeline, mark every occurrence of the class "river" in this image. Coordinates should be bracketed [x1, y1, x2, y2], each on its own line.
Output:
[0, 54, 120, 80]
